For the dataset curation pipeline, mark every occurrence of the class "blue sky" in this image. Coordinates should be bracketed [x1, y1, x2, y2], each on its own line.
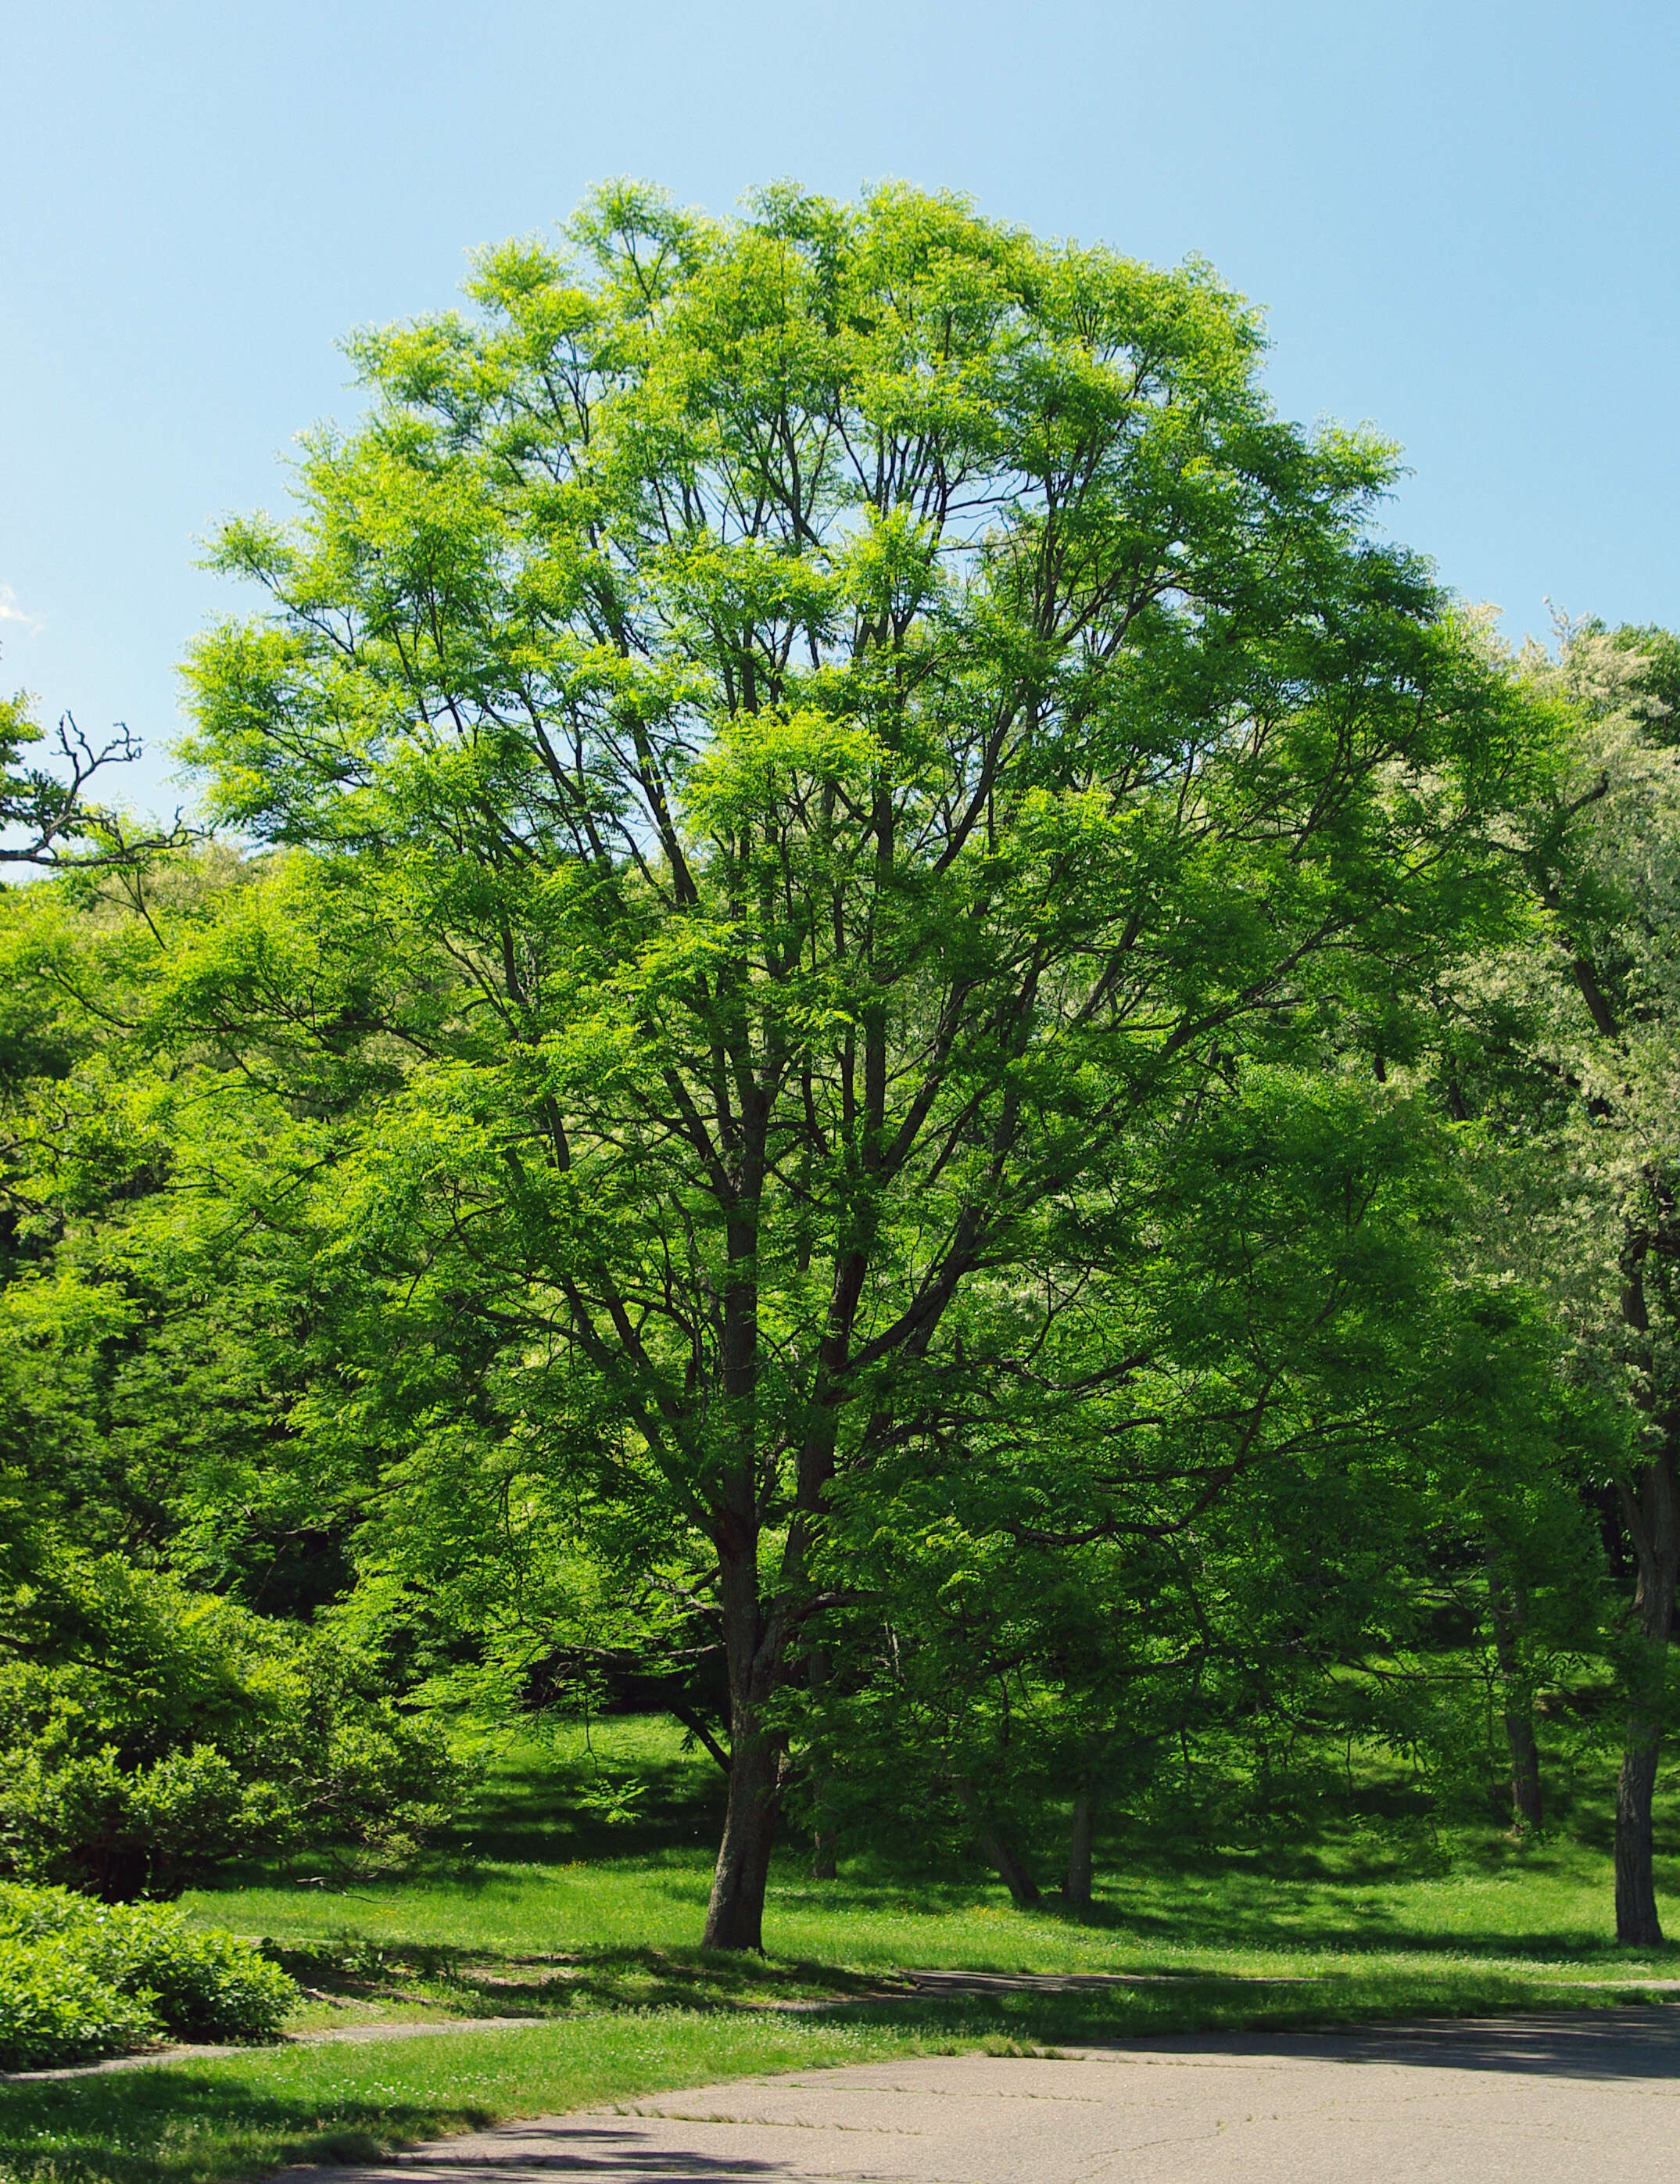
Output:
[4, 0, 1678, 819]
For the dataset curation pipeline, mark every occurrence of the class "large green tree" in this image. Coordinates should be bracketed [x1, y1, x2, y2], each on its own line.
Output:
[1431, 617, 1680, 1941]
[182, 181, 1546, 1947]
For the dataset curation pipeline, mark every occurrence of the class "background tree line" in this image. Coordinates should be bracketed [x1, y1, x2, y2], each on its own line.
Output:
[2, 183, 1678, 1948]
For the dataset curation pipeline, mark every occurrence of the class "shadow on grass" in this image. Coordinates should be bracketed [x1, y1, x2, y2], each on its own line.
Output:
[268, 1938, 899, 2020]
[192, 1717, 1680, 1984]
[0, 2067, 497, 2184]
[1023, 1888, 1628, 1963]
[260, 1927, 1680, 2066]
[256, 1855, 1678, 1978]
[438, 1741, 729, 1872]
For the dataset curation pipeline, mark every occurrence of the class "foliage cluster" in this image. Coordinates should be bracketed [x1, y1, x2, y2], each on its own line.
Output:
[0, 1559, 466, 1899]
[3, 180, 1680, 1959]
[0, 1883, 296, 2069]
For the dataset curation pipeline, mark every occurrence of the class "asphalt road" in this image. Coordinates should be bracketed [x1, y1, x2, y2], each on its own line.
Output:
[300, 2008, 1680, 2184]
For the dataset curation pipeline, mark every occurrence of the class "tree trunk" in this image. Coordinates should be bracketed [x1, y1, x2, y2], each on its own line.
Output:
[982, 1825, 1042, 1909]
[1486, 1562, 1543, 1831]
[1615, 1449, 1678, 1946]
[1612, 1189, 1680, 1948]
[805, 1641, 837, 1878]
[957, 1784, 1041, 1907]
[1063, 1786, 1094, 1909]
[1504, 1708, 1546, 1834]
[1617, 1732, 1664, 1947]
[704, 1727, 783, 1950]
[703, 1519, 784, 1951]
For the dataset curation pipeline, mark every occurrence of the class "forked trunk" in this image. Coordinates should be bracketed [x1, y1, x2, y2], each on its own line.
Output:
[1063, 1787, 1094, 1909]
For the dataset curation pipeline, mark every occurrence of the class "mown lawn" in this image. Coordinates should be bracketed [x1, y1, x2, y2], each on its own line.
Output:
[5, 1717, 1679, 2184]
[186, 1717, 1680, 1999]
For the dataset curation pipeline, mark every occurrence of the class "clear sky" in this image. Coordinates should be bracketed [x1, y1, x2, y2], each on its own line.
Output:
[4, 0, 1678, 819]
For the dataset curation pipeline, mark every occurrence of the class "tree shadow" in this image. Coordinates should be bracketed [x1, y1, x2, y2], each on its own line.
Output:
[1141, 2007, 1680, 2082]
[378, 2122, 790, 2179]
[0, 2068, 497, 2184]
[265, 1938, 893, 2019]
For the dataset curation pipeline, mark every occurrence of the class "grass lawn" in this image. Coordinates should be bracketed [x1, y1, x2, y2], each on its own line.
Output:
[6, 1717, 1679, 2184]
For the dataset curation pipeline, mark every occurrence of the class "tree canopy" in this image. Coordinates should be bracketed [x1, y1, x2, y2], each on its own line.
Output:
[1, 182, 1666, 1953]
[170, 182, 1556, 1946]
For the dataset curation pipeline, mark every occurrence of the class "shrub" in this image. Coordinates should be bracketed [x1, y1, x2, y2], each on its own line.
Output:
[95, 1908, 296, 2040]
[0, 1560, 468, 1899]
[0, 1932, 159, 2071]
[0, 1734, 251, 1902]
[0, 1883, 297, 2067]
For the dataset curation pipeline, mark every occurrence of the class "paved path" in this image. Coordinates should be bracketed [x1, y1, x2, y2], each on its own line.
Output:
[290, 2010, 1680, 2184]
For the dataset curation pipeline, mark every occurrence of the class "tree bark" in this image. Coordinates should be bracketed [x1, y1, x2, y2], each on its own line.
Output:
[703, 1519, 784, 1951]
[982, 1826, 1042, 1909]
[1503, 1706, 1546, 1834]
[704, 1728, 782, 1950]
[1616, 1730, 1664, 1948]
[1612, 1191, 1680, 1948]
[956, 1784, 1041, 1907]
[1615, 1445, 1679, 1946]
[1063, 1786, 1094, 1908]
[1486, 1563, 1544, 1831]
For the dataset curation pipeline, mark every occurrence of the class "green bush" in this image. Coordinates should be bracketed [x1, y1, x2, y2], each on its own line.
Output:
[95, 1909, 296, 2040]
[0, 1734, 252, 1903]
[0, 1883, 297, 2068]
[0, 1559, 467, 1899]
[0, 1931, 159, 2071]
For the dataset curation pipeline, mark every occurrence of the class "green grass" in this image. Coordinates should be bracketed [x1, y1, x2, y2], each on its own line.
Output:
[0, 2012, 958, 2184]
[5, 1716, 1679, 2184]
[184, 1717, 1679, 1992]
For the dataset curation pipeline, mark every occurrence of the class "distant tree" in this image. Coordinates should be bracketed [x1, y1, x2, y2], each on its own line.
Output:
[181, 181, 1549, 1948]
[0, 689, 184, 869]
[0, 860, 467, 1901]
[808, 1064, 1600, 1896]
[1431, 615, 1680, 1940]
